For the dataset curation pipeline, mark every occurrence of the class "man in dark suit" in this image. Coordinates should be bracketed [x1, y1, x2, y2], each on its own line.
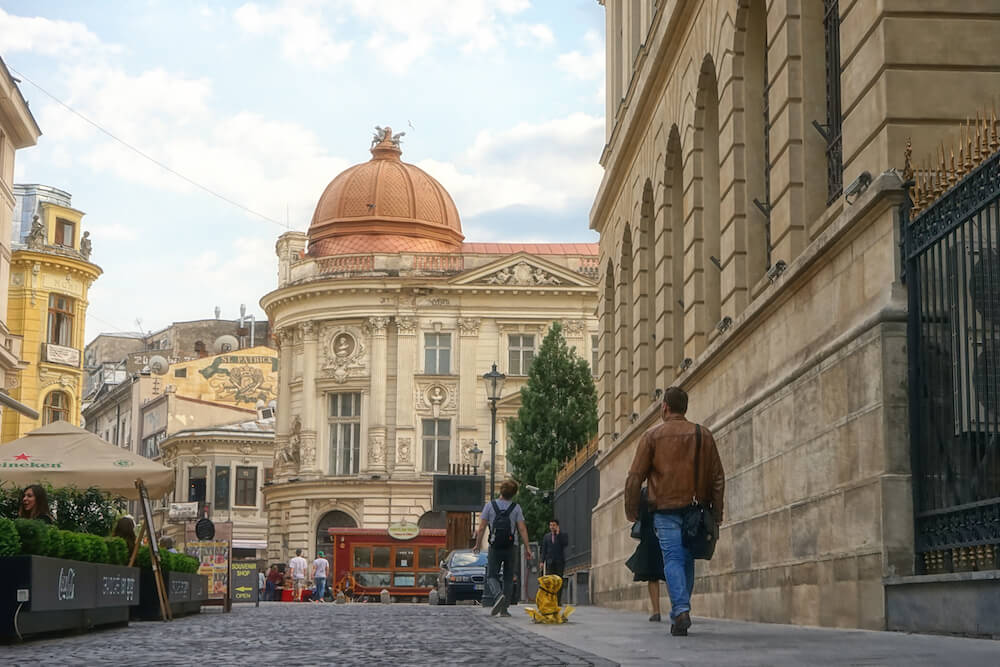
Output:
[540, 518, 569, 603]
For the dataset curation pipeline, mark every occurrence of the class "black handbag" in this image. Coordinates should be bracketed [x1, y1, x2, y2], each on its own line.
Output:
[630, 486, 649, 540]
[630, 520, 642, 540]
[681, 425, 719, 560]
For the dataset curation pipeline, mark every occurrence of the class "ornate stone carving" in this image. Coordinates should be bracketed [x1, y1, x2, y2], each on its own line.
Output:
[277, 327, 295, 347]
[483, 261, 562, 286]
[300, 321, 316, 339]
[415, 381, 457, 418]
[26, 215, 46, 250]
[320, 325, 367, 383]
[299, 431, 317, 470]
[39, 370, 76, 389]
[275, 417, 301, 468]
[368, 432, 385, 464]
[561, 319, 586, 337]
[460, 439, 479, 465]
[397, 437, 412, 464]
[365, 316, 390, 336]
[458, 317, 481, 336]
[396, 316, 417, 335]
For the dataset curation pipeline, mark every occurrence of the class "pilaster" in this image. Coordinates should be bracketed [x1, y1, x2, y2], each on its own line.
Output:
[367, 316, 389, 474]
[393, 315, 417, 475]
[299, 321, 320, 476]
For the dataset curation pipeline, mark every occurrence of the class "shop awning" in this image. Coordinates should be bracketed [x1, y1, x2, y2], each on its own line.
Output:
[233, 539, 267, 550]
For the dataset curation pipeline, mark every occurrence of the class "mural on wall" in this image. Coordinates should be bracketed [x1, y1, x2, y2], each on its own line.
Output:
[158, 345, 279, 408]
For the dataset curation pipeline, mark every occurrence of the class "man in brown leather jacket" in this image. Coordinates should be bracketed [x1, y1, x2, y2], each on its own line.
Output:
[625, 386, 725, 636]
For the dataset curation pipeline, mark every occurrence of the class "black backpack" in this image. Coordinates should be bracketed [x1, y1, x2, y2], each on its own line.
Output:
[490, 500, 517, 547]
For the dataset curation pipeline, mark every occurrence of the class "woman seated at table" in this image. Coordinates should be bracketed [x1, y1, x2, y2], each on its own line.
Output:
[19, 485, 54, 523]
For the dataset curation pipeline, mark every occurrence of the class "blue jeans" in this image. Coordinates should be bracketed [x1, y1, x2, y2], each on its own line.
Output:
[314, 577, 327, 601]
[265, 581, 276, 601]
[653, 512, 695, 620]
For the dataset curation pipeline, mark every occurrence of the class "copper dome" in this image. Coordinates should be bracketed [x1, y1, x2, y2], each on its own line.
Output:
[308, 127, 463, 256]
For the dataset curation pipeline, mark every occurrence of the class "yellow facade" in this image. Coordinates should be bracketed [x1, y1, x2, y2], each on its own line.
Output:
[2, 201, 101, 442]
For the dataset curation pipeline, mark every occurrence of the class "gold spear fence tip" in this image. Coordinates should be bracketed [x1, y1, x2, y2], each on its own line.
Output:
[906, 105, 1000, 220]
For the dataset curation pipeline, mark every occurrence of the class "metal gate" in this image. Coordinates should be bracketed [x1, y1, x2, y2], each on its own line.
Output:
[902, 124, 1000, 574]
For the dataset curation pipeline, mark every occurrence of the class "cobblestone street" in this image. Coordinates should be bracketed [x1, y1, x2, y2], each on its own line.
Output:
[2, 602, 613, 667]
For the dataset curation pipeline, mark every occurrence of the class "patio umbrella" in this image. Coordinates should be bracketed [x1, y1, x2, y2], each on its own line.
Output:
[0, 421, 174, 499]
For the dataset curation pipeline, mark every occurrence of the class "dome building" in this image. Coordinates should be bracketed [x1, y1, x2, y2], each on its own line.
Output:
[260, 128, 598, 566]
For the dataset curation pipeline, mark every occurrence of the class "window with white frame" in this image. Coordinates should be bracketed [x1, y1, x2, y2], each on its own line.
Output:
[508, 334, 535, 376]
[424, 332, 451, 374]
[328, 393, 362, 475]
[422, 418, 451, 473]
[235, 466, 257, 506]
[141, 430, 166, 458]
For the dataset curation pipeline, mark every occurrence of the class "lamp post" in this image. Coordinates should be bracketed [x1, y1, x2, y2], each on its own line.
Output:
[481, 363, 506, 497]
[469, 442, 483, 476]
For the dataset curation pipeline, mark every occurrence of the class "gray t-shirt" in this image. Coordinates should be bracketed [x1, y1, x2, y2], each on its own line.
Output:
[480, 499, 525, 545]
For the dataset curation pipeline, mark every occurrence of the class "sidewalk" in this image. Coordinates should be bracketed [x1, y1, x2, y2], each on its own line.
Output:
[501, 605, 1000, 666]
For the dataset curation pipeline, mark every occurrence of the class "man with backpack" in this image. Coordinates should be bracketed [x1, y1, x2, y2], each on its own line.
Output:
[473, 479, 533, 617]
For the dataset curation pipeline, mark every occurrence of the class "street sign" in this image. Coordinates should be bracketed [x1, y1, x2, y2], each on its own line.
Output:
[230, 561, 258, 604]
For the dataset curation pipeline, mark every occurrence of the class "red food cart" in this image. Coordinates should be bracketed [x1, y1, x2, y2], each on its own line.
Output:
[328, 527, 447, 602]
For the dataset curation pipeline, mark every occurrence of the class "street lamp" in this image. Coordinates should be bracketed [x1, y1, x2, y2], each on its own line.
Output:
[482, 363, 506, 496]
[469, 442, 483, 476]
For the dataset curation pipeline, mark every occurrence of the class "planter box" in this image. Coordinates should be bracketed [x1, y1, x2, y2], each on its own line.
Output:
[0, 555, 140, 639]
[132, 570, 208, 620]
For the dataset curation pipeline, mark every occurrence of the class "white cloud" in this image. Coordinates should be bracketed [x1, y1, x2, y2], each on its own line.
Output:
[0, 8, 121, 57]
[556, 29, 604, 81]
[33, 64, 349, 226]
[83, 222, 139, 242]
[524, 23, 555, 46]
[234, 2, 352, 67]
[417, 112, 605, 219]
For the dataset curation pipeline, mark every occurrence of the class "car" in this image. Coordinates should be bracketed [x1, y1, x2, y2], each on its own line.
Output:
[437, 549, 487, 605]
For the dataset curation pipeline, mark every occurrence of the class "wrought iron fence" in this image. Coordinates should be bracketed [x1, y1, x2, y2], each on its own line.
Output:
[553, 451, 599, 574]
[902, 126, 1000, 574]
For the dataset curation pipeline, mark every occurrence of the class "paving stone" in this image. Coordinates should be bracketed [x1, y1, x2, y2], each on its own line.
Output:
[2, 602, 616, 667]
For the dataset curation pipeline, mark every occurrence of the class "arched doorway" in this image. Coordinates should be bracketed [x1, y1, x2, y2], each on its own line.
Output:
[315, 509, 357, 556]
[417, 511, 446, 530]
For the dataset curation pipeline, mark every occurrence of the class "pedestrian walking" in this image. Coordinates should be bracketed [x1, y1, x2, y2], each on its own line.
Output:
[288, 549, 309, 601]
[625, 486, 666, 622]
[625, 386, 725, 636]
[540, 519, 569, 604]
[265, 565, 282, 601]
[312, 552, 330, 602]
[258, 568, 266, 600]
[473, 479, 533, 617]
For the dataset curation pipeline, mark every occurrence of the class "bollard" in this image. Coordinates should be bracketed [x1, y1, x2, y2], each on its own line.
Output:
[428, 589, 439, 605]
[335, 591, 346, 604]
[380, 589, 390, 604]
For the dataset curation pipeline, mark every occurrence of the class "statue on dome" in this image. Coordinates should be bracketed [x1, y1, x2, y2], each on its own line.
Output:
[80, 231, 93, 259]
[371, 125, 405, 148]
[26, 215, 46, 249]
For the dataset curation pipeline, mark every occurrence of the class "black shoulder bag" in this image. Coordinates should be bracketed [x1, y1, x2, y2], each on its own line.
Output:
[681, 424, 719, 560]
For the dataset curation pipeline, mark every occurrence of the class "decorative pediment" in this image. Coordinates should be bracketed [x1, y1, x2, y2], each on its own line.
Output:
[450, 252, 595, 288]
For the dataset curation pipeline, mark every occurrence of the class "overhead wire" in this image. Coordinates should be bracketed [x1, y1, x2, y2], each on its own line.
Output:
[8, 65, 289, 229]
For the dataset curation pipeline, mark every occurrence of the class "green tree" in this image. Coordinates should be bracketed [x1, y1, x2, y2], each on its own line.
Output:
[507, 321, 598, 540]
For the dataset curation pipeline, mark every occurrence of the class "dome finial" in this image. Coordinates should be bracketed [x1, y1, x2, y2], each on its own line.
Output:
[370, 125, 405, 159]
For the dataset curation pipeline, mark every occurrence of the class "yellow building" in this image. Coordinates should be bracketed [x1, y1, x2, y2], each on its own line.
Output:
[3, 191, 101, 441]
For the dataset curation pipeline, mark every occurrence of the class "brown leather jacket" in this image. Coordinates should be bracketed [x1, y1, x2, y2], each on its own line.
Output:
[624, 414, 725, 523]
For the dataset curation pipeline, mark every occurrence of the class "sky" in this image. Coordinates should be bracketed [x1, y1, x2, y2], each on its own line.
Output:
[0, 0, 606, 343]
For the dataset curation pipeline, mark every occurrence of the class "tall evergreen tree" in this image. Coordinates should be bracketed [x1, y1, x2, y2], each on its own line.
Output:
[507, 322, 598, 540]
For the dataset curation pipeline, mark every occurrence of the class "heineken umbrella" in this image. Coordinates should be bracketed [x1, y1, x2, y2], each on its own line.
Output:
[0, 421, 174, 499]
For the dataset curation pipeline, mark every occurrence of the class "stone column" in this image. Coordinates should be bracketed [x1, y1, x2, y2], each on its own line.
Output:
[299, 321, 319, 476]
[366, 316, 389, 474]
[273, 327, 294, 478]
[393, 315, 417, 475]
[457, 317, 481, 446]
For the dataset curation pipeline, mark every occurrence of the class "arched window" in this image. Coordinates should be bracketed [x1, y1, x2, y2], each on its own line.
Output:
[618, 228, 634, 431]
[43, 391, 70, 424]
[601, 261, 616, 444]
[315, 509, 358, 557]
[418, 511, 447, 530]
[737, 0, 771, 289]
[636, 180, 655, 403]
[665, 127, 686, 375]
[694, 56, 722, 350]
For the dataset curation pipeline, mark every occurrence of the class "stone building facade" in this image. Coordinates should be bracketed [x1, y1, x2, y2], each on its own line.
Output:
[591, 0, 1000, 630]
[261, 129, 598, 564]
[0, 58, 40, 424]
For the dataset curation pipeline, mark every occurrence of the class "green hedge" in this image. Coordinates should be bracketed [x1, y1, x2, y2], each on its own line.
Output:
[0, 519, 199, 573]
[0, 517, 20, 557]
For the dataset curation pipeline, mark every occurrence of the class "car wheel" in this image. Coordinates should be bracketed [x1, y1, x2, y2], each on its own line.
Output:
[446, 587, 457, 605]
